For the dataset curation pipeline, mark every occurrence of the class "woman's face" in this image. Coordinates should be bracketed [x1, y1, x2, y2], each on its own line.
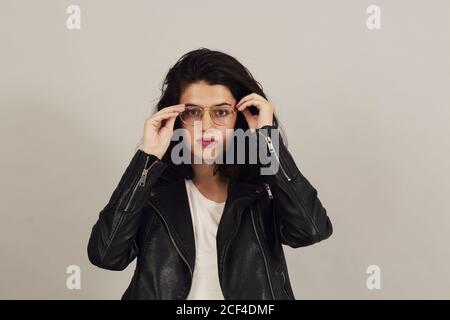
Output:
[179, 80, 238, 164]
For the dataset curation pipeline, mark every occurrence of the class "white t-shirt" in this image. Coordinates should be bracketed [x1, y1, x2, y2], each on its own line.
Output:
[185, 178, 226, 300]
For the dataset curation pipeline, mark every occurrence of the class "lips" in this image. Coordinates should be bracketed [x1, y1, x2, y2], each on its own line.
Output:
[197, 136, 215, 147]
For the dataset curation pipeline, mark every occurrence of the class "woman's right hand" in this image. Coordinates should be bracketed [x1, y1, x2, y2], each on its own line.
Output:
[139, 104, 185, 160]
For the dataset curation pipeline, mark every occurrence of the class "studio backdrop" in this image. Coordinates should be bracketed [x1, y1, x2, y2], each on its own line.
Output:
[1, 0, 449, 299]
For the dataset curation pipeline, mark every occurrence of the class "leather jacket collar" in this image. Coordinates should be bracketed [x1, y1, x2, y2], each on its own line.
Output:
[148, 177, 264, 276]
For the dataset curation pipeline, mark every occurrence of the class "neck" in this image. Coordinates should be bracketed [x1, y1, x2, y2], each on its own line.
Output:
[191, 163, 228, 187]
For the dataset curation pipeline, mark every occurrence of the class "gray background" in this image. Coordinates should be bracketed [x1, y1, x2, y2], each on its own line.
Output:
[1, 0, 449, 299]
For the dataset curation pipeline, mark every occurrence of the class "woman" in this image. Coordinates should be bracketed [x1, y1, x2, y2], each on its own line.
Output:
[87, 48, 333, 300]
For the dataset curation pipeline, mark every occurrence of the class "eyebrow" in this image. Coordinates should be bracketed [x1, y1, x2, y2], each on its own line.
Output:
[184, 102, 233, 107]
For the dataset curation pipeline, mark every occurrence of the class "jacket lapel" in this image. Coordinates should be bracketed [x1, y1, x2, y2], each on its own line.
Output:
[148, 178, 263, 273]
[215, 180, 263, 263]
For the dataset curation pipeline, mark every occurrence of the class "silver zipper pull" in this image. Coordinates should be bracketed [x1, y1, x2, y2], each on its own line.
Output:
[124, 156, 157, 212]
[138, 168, 149, 187]
[265, 136, 275, 153]
[138, 155, 154, 187]
[264, 183, 274, 199]
[260, 133, 292, 181]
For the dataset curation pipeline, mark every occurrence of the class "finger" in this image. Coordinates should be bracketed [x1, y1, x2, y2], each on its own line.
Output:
[146, 107, 182, 123]
[165, 103, 186, 110]
[237, 99, 264, 111]
[155, 104, 186, 116]
[149, 111, 180, 125]
[236, 94, 265, 108]
[153, 110, 182, 120]
[162, 114, 177, 131]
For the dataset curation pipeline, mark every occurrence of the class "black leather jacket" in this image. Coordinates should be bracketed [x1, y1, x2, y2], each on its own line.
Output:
[87, 125, 333, 300]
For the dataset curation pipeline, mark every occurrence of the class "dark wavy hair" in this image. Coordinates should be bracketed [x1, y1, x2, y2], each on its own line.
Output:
[139, 47, 286, 183]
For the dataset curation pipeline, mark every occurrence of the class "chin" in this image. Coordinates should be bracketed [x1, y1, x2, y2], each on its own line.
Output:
[192, 152, 223, 164]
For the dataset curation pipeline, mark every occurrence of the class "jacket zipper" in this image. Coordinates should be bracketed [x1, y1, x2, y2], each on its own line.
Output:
[219, 204, 250, 299]
[264, 135, 291, 182]
[257, 130, 292, 181]
[124, 156, 158, 212]
[264, 183, 273, 199]
[250, 207, 275, 300]
[147, 201, 193, 299]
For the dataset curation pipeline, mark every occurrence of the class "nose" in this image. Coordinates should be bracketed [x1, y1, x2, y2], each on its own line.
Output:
[201, 110, 214, 130]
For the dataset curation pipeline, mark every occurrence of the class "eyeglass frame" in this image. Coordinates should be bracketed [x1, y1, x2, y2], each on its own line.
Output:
[178, 104, 237, 126]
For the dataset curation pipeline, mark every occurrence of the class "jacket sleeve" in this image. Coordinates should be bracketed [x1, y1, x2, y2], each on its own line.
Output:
[255, 124, 333, 248]
[87, 148, 168, 270]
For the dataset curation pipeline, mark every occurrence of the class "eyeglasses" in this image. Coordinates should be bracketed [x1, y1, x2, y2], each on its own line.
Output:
[179, 105, 236, 126]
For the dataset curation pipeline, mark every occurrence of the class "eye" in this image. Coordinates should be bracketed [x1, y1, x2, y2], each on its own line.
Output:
[186, 108, 202, 117]
[213, 108, 231, 117]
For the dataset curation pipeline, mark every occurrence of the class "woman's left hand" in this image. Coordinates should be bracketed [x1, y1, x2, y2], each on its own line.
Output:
[236, 93, 274, 132]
